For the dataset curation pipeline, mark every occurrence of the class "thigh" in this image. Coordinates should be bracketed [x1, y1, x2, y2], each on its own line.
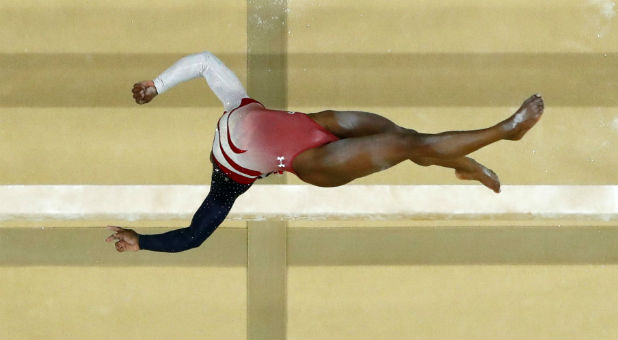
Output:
[307, 110, 406, 138]
[292, 133, 410, 187]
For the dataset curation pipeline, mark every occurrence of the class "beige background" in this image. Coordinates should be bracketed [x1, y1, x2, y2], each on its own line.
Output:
[1, 0, 617, 339]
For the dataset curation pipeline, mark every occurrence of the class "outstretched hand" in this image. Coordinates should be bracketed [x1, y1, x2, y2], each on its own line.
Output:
[105, 226, 140, 252]
[132, 80, 158, 104]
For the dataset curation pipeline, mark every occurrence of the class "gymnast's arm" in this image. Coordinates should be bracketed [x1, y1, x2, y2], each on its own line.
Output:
[106, 187, 237, 253]
[139, 190, 235, 252]
[132, 51, 248, 111]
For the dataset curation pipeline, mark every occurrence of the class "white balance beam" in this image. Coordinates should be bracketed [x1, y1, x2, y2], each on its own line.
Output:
[0, 185, 616, 222]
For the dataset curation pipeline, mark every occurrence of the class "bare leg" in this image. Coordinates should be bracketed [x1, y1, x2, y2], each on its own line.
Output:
[403, 94, 544, 161]
[307, 109, 411, 138]
[294, 94, 543, 191]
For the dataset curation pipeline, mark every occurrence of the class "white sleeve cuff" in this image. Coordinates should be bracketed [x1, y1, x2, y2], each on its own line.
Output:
[153, 77, 166, 95]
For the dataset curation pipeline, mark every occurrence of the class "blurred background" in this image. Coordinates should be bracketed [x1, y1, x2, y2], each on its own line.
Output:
[1, 0, 617, 339]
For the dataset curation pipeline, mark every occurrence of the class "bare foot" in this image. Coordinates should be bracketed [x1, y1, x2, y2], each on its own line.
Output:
[455, 159, 501, 193]
[502, 94, 544, 140]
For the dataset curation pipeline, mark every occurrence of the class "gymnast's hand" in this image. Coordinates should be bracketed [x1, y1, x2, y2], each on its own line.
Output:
[106, 226, 140, 252]
[132, 80, 158, 104]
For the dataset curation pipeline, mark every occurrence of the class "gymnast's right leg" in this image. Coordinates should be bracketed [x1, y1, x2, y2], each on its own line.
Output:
[294, 94, 544, 192]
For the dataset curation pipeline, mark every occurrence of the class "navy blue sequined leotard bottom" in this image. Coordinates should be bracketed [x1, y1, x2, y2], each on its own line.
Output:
[138, 163, 253, 252]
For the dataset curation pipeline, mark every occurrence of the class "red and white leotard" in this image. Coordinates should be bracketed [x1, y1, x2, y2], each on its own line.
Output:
[153, 51, 339, 184]
[212, 98, 338, 183]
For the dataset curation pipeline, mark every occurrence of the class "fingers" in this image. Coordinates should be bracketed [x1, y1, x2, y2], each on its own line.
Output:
[106, 232, 122, 243]
[132, 84, 145, 95]
[132, 87, 145, 104]
[105, 226, 127, 242]
[131, 83, 147, 104]
[115, 240, 127, 252]
[106, 226, 138, 252]
[106, 226, 118, 242]
[132, 81, 157, 105]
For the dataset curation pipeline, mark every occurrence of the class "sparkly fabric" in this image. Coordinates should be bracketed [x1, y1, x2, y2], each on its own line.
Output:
[138, 163, 252, 252]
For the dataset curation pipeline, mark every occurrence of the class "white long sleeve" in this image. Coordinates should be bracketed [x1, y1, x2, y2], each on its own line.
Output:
[153, 51, 248, 112]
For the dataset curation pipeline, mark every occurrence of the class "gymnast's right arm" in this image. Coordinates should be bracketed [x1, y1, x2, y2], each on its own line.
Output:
[106, 198, 228, 253]
[105, 173, 247, 253]
[131, 51, 248, 111]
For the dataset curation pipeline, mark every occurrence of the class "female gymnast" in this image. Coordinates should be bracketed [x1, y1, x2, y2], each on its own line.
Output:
[106, 51, 544, 253]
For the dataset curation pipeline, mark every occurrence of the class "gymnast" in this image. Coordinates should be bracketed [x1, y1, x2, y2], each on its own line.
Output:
[106, 51, 544, 253]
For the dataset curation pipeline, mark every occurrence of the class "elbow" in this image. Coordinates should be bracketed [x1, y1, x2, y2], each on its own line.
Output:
[195, 51, 214, 65]
[186, 237, 206, 250]
[183, 231, 211, 251]
[185, 51, 214, 73]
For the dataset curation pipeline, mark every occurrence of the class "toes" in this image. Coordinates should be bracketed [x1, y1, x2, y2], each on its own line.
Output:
[524, 93, 542, 106]
[534, 99, 544, 113]
[530, 97, 544, 112]
[524, 95, 536, 105]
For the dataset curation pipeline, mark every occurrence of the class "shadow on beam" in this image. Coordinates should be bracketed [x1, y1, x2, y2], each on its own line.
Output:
[0, 228, 246, 267]
[288, 226, 618, 265]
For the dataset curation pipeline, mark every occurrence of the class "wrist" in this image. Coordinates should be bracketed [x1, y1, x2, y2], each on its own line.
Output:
[153, 78, 165, 95]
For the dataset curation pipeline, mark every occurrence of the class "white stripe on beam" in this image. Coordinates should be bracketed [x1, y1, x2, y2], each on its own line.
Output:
[0, 185, 616, 221]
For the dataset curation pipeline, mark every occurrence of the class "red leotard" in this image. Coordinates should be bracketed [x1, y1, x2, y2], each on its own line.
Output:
[211, 98, 340, 184]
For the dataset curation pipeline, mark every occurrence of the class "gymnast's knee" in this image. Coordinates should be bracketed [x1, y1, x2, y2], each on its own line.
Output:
[398, 131, 435, 165]
[411, 157, 433, 167]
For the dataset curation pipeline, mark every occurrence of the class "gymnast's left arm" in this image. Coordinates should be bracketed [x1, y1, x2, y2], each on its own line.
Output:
[132, 51, 248, 111]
